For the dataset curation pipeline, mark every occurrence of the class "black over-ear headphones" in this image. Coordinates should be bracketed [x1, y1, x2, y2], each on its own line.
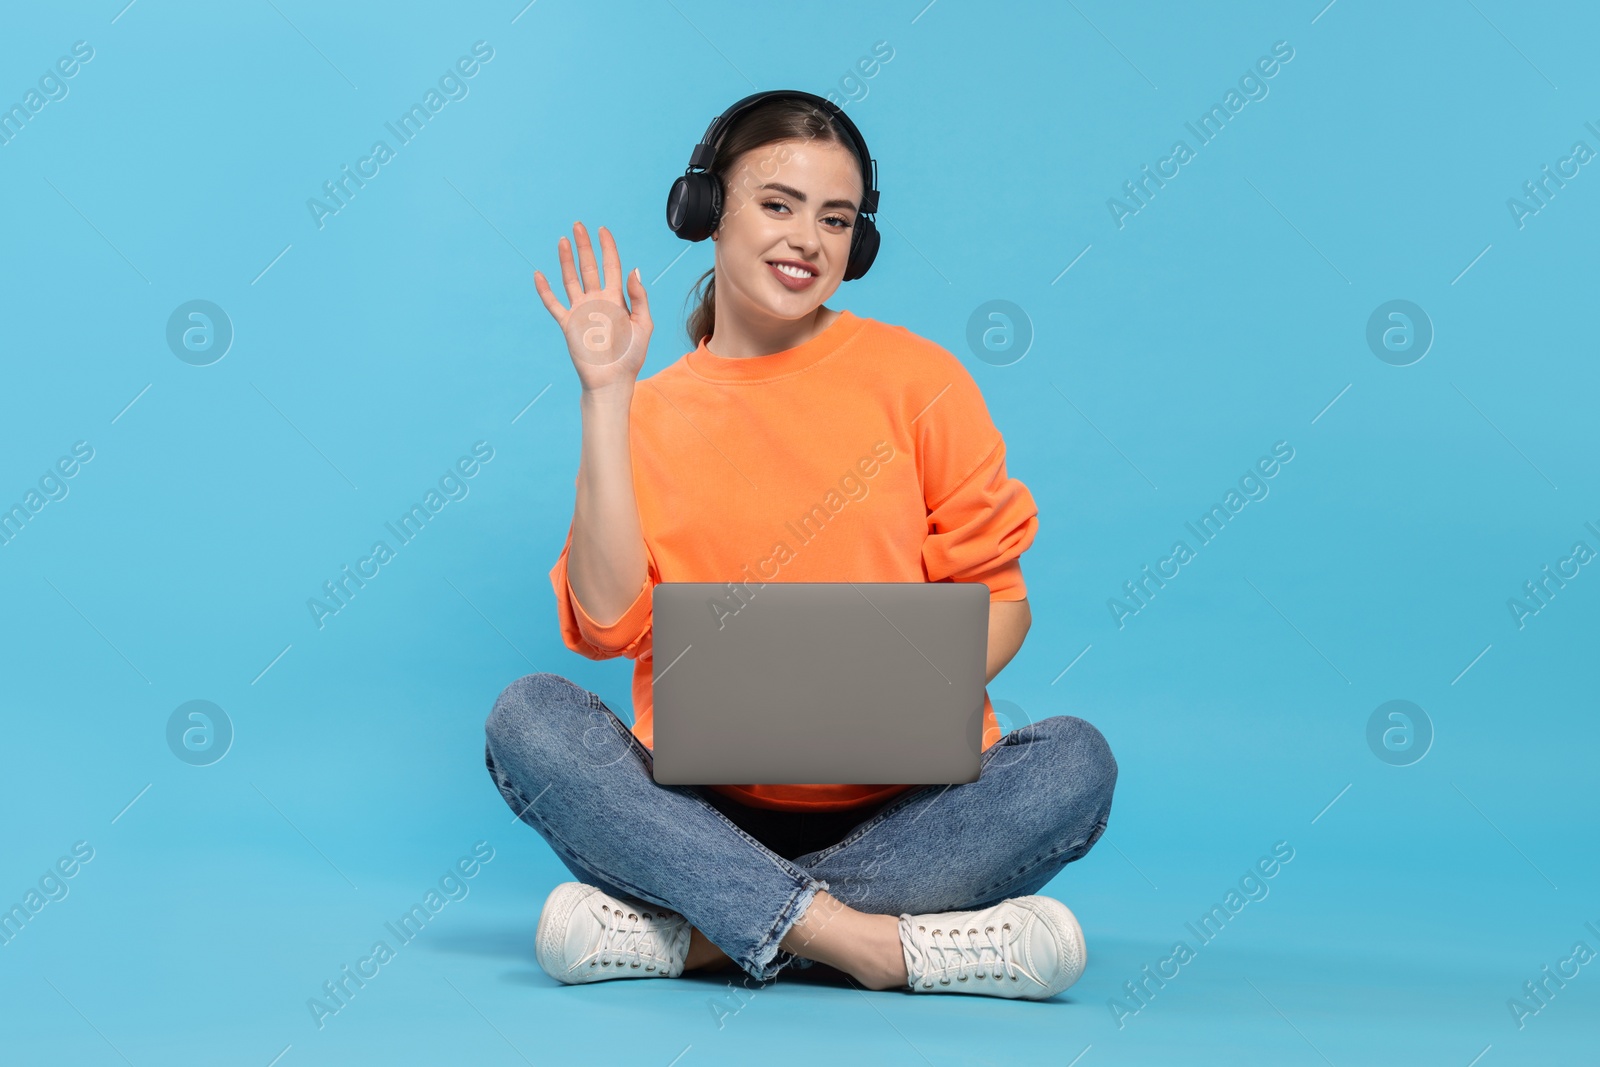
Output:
[665, 90, 881, 282]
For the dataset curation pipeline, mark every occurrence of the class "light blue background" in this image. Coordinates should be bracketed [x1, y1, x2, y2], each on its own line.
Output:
[2, 1, 1595, 1063]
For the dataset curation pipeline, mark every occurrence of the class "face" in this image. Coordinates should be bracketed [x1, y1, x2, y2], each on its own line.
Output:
[711, 137, 865, 324]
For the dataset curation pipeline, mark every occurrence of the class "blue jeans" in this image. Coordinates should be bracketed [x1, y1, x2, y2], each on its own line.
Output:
[484, 672, 1117, 983]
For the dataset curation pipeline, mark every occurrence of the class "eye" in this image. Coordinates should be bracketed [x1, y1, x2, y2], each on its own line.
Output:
[763, 200, 854, 231]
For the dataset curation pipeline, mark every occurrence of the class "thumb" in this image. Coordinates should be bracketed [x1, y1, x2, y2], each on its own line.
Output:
[627, 267, 653, 331]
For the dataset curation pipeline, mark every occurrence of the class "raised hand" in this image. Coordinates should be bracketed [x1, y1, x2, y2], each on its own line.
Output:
[532, 221, 653, 394]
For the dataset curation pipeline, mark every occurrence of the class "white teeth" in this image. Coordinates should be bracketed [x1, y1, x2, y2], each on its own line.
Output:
[772, 263, 814, 279]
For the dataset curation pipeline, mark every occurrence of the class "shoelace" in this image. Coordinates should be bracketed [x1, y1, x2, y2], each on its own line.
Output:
[910, 922, 1019, 986]
[590, 902, 677, 972]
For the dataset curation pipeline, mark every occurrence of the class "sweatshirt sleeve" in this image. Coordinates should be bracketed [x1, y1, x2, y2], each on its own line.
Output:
[917, 357, 1039, 602]
[548, 525, 657, 661]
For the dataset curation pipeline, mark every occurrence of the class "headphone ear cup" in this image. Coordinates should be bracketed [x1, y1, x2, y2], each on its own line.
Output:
[843, 218, 880, 281]
[666, 173, 722, 242]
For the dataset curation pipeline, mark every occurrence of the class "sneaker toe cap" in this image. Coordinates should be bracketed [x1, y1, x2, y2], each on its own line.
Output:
[1023, 896, 1086, 996]
[535, 882, 592, 981]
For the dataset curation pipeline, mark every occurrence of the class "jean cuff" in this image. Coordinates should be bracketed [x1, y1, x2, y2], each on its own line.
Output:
[743, 875, 829, 982]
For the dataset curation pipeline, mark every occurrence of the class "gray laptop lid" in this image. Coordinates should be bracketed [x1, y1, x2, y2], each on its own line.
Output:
[650, 582, 989, 785]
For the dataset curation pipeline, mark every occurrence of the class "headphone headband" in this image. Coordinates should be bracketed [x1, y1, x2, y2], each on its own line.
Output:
[686, 90, 879, 215]
[665, 89, 882, 281]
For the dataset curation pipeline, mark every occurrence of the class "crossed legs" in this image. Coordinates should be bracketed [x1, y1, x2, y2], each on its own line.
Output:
[485, 673, 1117, 985]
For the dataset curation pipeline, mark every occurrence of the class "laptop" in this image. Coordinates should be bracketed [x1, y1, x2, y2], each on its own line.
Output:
[650, 581, 989, 785]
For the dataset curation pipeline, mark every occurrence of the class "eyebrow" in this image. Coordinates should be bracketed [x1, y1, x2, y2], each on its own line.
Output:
[758, 182, 859, 212]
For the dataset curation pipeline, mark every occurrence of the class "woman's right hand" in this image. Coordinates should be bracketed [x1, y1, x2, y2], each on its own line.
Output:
[533, 221, 652, 394]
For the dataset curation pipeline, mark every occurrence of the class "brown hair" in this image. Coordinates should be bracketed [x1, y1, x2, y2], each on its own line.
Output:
[682, 97, 863, 349]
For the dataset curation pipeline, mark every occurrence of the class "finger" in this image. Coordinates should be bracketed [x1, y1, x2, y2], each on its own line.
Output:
[598, 226, 623, 293]
[626, 267, 653, 334]
[557, 236, 582, 307]
[573, 221, 602, 293]
[532, 269, 568, 323]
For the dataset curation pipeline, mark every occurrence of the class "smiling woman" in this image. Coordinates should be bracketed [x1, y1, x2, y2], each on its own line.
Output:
[491, 89, 1117, 1006]
[670, 93, 880, 355]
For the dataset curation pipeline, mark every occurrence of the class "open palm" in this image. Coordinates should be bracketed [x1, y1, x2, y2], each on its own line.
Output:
[533, 221, 653, 392]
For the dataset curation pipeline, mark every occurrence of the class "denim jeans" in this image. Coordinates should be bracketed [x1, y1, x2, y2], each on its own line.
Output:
[484, 672, 1117, 983]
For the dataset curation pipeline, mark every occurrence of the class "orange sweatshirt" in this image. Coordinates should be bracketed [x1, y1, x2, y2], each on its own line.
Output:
[549, 308, 1039, 812]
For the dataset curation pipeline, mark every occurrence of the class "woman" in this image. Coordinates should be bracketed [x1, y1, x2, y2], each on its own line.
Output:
[484, 91, 1117, 1000]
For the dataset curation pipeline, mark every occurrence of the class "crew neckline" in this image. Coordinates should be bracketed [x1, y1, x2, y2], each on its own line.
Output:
[685, 308, 866, 383]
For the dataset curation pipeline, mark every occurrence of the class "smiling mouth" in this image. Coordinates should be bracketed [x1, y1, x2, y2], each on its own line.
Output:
[767, 261, 818, 279]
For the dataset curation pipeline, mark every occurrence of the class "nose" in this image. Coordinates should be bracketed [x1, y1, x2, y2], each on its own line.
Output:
[786, 217, 823, 257]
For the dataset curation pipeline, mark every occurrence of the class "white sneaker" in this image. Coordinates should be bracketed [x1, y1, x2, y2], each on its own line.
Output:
[898, 895, 1086, 1000]
[535, 882, 691, 985]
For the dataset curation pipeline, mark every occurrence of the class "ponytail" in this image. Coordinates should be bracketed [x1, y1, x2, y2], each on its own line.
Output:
[684, 266, 716, 349]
